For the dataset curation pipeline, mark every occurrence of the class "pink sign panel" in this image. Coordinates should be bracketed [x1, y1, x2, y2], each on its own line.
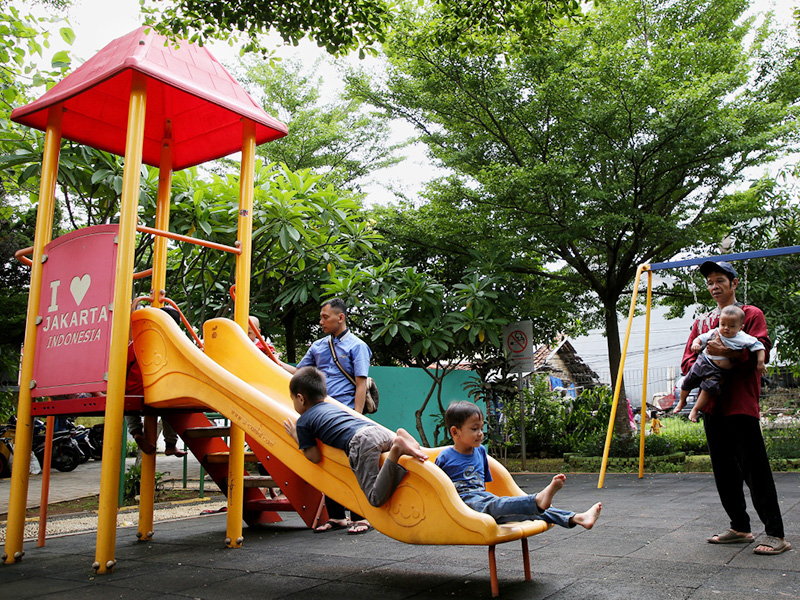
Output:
[31, 225, 120, 397]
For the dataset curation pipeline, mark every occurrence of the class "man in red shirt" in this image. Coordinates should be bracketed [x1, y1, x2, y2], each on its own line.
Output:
[681, 260, 789, 554]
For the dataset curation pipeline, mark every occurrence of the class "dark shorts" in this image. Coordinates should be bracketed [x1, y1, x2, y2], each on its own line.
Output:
[683, 353, 725, 396]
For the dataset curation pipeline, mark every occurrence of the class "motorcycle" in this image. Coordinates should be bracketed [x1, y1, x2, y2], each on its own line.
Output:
[0, 423, 13, 478]
[32, 419, 84, 472]
[60, 418, 100, 462]
[88, 422, 104, 459]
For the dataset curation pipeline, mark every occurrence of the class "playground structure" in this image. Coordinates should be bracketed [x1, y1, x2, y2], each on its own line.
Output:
[598, 245, 800, 488]
[2, 26, 550, 597]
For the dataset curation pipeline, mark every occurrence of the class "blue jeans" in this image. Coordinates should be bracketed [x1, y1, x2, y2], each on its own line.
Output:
[461, 491, 575, 528]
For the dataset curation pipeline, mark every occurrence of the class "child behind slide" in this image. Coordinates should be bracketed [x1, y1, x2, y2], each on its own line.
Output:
[435, 401, 601, 529]
[283, 366, 428, 517]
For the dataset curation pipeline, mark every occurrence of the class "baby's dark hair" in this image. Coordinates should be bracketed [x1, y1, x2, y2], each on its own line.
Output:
[289, 366, 327, 403]
[444, 401, 484, 430]
[720, 304, 745, 325]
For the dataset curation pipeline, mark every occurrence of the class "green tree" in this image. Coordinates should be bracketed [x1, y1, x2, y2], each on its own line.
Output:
[661, 167, 800, 370]
[233, 57, 403, 194]
[142, 0, 584, 57]
[0, 4, 75, 420]
[324, 257, 516, 444]
[348, 0, 800, 434]
[136, 162, 381, 361]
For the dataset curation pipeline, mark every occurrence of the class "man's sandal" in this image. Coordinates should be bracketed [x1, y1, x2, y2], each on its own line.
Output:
[753, 536, 792, 555]
[347, 521, 373, 535]
[707, 530, 754, 544]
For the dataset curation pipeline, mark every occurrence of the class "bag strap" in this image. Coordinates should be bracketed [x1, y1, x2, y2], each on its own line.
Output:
[328, 335, 357, 386]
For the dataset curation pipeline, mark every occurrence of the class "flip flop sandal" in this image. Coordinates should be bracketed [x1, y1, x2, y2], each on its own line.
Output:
[753, 536, 792, 555]
[347, 522, 374, 535]
[707, 530, 754, 544]
[313, 520, 348, 533]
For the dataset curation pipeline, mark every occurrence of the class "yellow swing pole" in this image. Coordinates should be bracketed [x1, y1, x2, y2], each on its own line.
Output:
[225, 118, 256, 548]
[598, 263, 650, 488]
[94, 72, 147, 573]
[638, 269, 653, 478]
[3, 104, 62, 564]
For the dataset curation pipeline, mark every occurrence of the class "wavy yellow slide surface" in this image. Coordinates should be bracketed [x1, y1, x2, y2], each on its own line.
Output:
[131, 308, 551, 546]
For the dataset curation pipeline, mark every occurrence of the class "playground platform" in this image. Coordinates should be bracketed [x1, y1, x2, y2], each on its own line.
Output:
[1, 472, 798, 599]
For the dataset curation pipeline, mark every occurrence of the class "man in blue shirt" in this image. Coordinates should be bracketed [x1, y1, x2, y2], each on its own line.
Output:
[279, 298, 373, 533]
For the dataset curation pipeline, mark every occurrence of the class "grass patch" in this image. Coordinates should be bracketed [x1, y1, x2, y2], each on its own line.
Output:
[498, 453, 800, 474]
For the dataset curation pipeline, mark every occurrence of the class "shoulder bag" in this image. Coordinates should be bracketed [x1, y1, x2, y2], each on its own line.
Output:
[328, 336, 379, 414]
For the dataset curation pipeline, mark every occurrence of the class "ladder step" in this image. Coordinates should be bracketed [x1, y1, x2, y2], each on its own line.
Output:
[205, 451, 258, 464]
[244, 498, 292, 512]
[243, 475, 280, 488]
[183, 426, 231, 438]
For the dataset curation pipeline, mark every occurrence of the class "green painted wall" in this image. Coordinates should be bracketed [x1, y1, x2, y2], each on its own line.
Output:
[367, 366, 478, 447]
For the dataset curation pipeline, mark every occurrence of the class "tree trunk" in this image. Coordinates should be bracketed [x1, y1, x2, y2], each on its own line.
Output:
[603, 302, 632, 438]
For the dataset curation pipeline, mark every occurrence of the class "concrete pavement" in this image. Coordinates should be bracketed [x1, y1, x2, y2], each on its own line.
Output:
[0, 453, 210, 514]
[1, 472, 798, 599]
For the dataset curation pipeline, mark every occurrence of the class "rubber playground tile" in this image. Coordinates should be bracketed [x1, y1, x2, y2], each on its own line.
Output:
[100, 562, 244, 594]
[0, 575, 96, 600]
[431, 571, 578, 600]
[546, 579, 694, 600]
[181, 571, 349, 600]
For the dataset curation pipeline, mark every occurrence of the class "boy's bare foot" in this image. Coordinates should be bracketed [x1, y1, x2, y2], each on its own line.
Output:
[688, 409, 699, 423]
[571, 502, 602, 530]
[536, 473, 566, 511]
[165, 446, 187, 457]
[132, 432, 156, 455]
[393, 430, 429, 462]
[673, 399, 686, 414]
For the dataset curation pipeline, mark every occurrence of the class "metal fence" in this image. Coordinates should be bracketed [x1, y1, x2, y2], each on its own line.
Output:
[592, 366, 678, 405]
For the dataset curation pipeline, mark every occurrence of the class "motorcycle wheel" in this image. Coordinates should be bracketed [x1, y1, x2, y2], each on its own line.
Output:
[53, 445, 81, 472]
[0, 452, 9, 478]
[77, 441, 91, 463]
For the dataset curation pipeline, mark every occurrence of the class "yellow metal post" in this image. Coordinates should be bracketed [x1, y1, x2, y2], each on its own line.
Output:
[136, 128, 174, 540]
[94, 72, 147, 573]
[152, 128, 173, 305]
[3, 105, 62, 564]
[598, 264, 648, 489]
[137, 415, 158, 540]
[638, 269, 653, 478]
[225, 119, 256, 548]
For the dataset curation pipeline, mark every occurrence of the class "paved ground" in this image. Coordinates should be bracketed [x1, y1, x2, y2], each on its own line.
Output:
[1, 471, 798, 599]
[0, 453, 209, 514]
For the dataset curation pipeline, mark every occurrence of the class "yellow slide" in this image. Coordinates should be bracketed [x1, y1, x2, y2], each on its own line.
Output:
[131, 308, 551, 546]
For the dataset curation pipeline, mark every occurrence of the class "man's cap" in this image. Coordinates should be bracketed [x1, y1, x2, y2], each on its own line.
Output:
[699, 260, 737, 279]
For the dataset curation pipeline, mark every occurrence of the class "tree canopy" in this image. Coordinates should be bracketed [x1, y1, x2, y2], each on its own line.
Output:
[234, 57, 403, 193]
[348, 0, 800, 432]
[142, 0, 585, 57]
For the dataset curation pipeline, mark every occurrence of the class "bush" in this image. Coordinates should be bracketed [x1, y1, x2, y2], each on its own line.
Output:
[500, 378, 613, 457]
[126, 440, 139, 457]
[659, 418, 707, 455]
[576, 432, 674, 457]
[122, 464, 164, 502]
[764, 428, 800, 459]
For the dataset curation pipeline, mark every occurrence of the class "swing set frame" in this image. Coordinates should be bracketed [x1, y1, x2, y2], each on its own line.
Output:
[597, 244, 800, 488]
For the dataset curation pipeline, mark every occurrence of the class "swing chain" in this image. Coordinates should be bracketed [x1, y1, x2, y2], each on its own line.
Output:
[743, 261, 748, 305]
[690, 267, 700, 318]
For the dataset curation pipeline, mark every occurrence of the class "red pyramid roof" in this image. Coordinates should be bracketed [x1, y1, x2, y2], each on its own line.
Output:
[11, 27, 287, 171]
